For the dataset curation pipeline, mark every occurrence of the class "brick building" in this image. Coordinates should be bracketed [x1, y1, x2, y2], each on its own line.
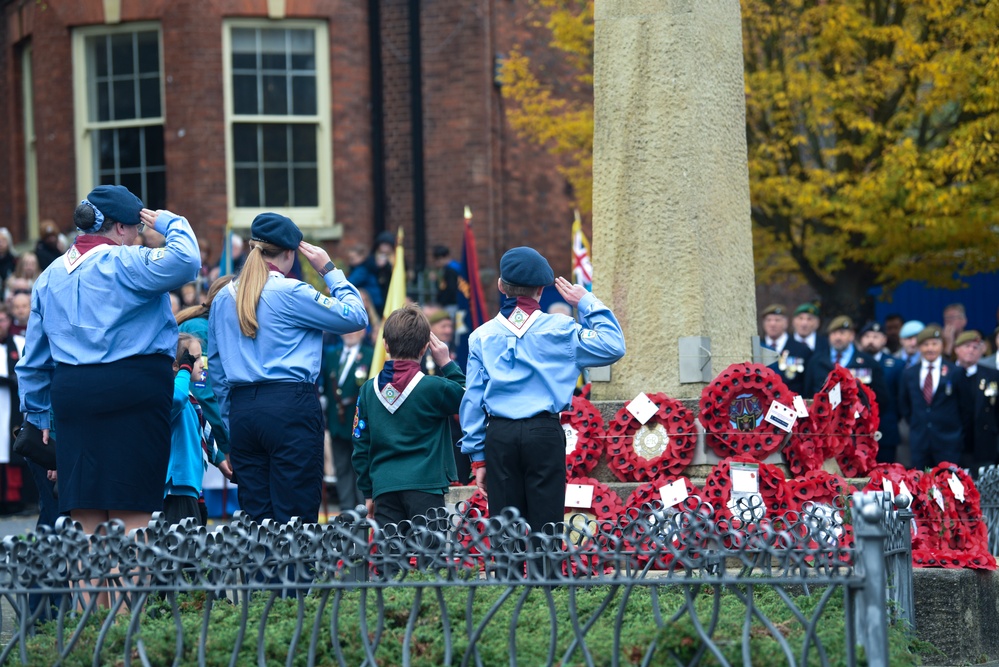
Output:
[0, 0, 579, 304]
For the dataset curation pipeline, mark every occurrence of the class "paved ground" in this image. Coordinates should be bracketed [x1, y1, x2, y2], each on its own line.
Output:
[0, 513, 38, 539]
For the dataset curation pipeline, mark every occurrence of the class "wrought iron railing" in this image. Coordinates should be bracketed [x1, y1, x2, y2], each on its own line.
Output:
[0, 491, 909, 666]
[977, 465, 999, 556]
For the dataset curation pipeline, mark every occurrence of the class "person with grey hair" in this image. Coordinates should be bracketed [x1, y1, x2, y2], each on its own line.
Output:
[0, 228, 16, 288]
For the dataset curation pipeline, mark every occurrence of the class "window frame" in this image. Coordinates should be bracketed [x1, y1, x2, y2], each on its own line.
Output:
[72, 21, 166, 206]
[22, 43, 38, 240]
[222, 18, 336, 232]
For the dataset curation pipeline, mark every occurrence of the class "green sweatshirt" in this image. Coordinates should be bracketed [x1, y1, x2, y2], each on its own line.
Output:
[352, 361, 465, 499]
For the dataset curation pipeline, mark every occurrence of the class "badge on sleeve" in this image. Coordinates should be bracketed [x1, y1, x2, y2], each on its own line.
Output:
[149, 248, 166, 261]
[312, 291, 335, 309]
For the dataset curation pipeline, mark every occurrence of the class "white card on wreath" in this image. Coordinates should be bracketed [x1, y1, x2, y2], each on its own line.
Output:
[658, 479, 689, 509]
[882, 479, 894, 497]
[947, 474, 966, 503]
[627, 393, 658, 425]
[764, 401, 797, 432]
[565, 484, 595, 509]
[930, 486, 945, 511]
[828, 383, 842, 409]
[563, 424, 579, 456]
[899, 480, 912, 500]
[792, 395, 809, 418]
[731, 464, 760, 494]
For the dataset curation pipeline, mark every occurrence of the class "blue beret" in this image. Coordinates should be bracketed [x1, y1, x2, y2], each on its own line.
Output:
[250, 212, 303, 251]
[84, 185, 143, 226]
[500, 247, 554, 287]
[899, 320, 925, 339]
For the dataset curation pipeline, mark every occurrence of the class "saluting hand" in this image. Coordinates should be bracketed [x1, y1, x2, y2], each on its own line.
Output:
[428, 333, 452, 368]
[554, 276, 587, 308]
[299, 241, 332, 274]
[139, 208, 160, 228]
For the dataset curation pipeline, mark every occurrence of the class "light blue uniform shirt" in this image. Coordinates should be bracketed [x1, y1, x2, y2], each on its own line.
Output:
[832, 343, 855, 367]
[207, 268, 367, 429]
[17, 211, 201, 430]
[459, 292, 626, 461]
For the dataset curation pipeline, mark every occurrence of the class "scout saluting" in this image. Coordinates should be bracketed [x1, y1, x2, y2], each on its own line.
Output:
[208, 213, 367, 524]
[459, 247, 626, 533]
[17, 185, 201, 534]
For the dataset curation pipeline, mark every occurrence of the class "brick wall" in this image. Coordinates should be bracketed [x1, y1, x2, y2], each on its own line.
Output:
[0, 0, 582, 285]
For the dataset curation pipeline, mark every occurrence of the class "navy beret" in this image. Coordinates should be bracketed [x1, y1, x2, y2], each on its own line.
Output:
[500, 247, 554, 287]
[84, 185, 143, 227]
[250, 212, 303, 251]
[858, 321, 883, 337]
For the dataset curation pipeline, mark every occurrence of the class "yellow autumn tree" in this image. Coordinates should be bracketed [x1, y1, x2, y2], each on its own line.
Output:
[745, 0, 999, 318]
[502, 0, 999, 319]
[499, 0, 594, 214]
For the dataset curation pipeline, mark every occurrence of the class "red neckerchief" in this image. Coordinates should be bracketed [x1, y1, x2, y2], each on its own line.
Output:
[73, 235, 118, 255]
[266, 262, 286, 276]
[377, 360, 422, 395]
[499, 296, 541, 319]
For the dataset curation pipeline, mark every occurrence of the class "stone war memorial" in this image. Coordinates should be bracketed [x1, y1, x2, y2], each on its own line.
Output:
[0, 2, 997, 666]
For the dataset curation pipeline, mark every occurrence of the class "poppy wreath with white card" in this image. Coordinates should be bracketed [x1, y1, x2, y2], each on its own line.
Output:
[699, 363, 794, 460]
[908, 464, 996, 570]
[784, 366, 860, 476]
[563, 477, 627, 574]
[864, 464, 932, 551]
[783, 391, 834, 475]
[561, 395, 607, 479]
[606, 392, 697, 482]
[833, 382, 880, 478]
[621, 476, 708, 570]
[701, 457, 797, 524]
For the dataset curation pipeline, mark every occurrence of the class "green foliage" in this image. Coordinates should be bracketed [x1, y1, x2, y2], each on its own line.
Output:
[19, 583, 924, 666]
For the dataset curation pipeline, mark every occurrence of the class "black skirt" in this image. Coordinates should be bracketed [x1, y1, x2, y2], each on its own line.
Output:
[51, 354, 173, 513]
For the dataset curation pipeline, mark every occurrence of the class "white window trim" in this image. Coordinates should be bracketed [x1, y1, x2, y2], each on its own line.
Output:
[71, 21, 165, 203]
[222, 19, 336, 231]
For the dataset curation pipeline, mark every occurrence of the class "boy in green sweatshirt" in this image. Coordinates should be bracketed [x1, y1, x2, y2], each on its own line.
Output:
[352, 304, 465, 525]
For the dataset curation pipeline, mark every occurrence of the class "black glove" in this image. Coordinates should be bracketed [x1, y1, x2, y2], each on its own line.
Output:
[178, 350, 199, 372]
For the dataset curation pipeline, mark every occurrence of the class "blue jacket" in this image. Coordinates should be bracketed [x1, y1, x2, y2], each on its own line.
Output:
[165, 369, 225, 497]
[179, 316, 229, 454]
[208, 269, 368, 429]
[18, 211, 201, 430]
[459, 292, 625, 461]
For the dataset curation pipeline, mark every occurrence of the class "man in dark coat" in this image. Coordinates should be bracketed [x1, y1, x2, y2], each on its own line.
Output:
[760, 303, 812, 395]
[320, 329, 374, 511]
[899, 324, 973, 470]
[858, 321, 903, 464]
[804, 316, 889, 413]
[953, 330, 999, 477]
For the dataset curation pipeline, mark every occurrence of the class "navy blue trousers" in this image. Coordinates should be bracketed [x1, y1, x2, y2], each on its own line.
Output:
[229, 382, 324, 524]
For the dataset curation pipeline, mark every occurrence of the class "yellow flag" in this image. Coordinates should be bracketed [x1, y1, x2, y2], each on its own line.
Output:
[368, 227, 407, 379]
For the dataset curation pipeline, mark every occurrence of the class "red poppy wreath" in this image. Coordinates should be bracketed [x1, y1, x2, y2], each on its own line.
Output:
[562, 395, 607, 478]
[699, 363, 794, 460]
[606, 393, 697, 482]
[620, 476, 708, 570]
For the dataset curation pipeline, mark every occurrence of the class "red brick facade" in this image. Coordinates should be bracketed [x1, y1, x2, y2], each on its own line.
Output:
[0, 0, 579, 306]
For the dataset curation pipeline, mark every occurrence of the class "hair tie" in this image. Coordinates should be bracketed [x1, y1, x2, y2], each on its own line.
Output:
[79, 200, 105, 234]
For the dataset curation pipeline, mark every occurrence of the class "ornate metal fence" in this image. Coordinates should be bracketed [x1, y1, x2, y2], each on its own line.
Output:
[977, 465, 999, 556]
[0, 491, 909, 666]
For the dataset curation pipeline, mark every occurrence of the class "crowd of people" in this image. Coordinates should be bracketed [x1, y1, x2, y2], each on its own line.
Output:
[761, 302, 999, 475]
[19, 182, 993, 566]
[0, 184, 625, 565]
